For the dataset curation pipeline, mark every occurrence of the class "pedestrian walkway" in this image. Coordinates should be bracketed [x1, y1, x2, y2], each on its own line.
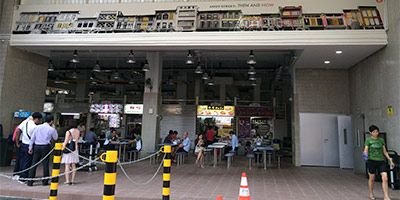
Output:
[1, 156, 399, 200]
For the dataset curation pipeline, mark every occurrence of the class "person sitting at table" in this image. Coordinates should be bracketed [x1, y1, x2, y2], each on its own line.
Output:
[225, 131, 238, 154]
[84, 128, 98, 144]
[254, 134, 262, 146]
[128, 132, 142, 151]
[164, 130, 174, 143]
[172, 132, 190, 162]
[104, 129, 119, 150]
[194, 134, 206, 168]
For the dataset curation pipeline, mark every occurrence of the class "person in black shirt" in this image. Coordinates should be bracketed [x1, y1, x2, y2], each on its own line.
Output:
[163, 130, 174, 143]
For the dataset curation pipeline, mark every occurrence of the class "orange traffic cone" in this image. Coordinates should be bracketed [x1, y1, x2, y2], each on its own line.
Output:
[238, 172, 250, 200]
[216, 195, 223, 200]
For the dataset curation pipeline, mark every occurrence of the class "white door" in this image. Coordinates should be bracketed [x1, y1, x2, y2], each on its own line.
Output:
[322, 115, 340, 167]
[300, 113, 340, 167]
[337, 115, 354, 169]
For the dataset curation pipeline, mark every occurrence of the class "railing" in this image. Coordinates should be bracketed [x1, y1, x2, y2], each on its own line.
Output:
[21, 0, 262, 5]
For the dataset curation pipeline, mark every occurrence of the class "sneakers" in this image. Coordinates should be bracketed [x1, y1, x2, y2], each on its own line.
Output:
[12, 175, 20, 180]
[17, 179, 26, 184]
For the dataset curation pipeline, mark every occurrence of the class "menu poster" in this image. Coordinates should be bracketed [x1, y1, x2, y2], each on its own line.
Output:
[197, 105, 235, 116]
[124, 104, 143, 114]
[90, 104, 122, 113]
[238, 117, 251, 137]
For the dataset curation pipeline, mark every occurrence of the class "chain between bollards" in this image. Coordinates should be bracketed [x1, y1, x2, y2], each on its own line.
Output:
[161, 145, 171, 200]
[102, 150, 118, 200]
[49, 143, 62, 200]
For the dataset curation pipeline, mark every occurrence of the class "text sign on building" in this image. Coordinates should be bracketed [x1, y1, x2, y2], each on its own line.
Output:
[197, 105, 235, 116]
[124, 104, 143, 114]
[90, 104, 122, 113]
[13, 111, 31, 118]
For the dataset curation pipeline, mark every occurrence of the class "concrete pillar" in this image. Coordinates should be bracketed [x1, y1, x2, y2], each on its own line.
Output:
[75, 82, 88, 102]
[195, 78, 200, 98]
[176, 73, 187, 101]
[141, 52, 162, 153]
[254, 79, 261, 102]
[220, 84, 226, 104]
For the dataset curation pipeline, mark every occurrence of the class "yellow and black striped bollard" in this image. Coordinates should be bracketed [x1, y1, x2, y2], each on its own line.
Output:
[101, 150, 118, 200]
[162, 145, 172, 200]
[49, 143, 62, 200]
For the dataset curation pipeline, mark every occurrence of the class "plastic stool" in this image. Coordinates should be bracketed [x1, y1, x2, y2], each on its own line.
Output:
[254, 151, 262, 165]
[246, 154, 255, 169]
[176, 152, 187, 166]
[127, 149, 139, 161]
[224, 153, 234, 168]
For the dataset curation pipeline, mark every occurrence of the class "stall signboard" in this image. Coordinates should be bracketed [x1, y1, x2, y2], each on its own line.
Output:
[43, 102, 55, 112]
[97, 114, 120, 128]
[197, 105, 235, 116]
[238, 117, 251, 137]
[13, 111, 31, 118]
[90, 104, 122, 113]
[124, 104, 143, 114]
[235, 106, 274, 117]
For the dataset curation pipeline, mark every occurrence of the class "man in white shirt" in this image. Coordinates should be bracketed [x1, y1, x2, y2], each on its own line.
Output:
[77, 121, 86, 137]
[16, 112, 42, 183]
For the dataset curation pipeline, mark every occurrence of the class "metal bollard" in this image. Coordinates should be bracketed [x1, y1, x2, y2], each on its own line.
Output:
[161, 145, 172, 200]
[101, 151, 118, 200]
[49, 143, 62, 200]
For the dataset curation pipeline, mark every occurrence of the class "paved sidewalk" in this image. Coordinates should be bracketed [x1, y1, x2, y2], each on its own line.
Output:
[1, 155, 399, 200]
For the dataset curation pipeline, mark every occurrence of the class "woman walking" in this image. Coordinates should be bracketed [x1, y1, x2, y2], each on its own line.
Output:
[61, 119, 80, 185]
[364, 125, 395, 200]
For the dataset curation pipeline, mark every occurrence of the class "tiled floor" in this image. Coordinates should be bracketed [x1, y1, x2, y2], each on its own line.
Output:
[1, 154, 399, 200]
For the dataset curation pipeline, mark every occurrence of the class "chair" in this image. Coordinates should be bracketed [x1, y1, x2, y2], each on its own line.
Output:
[224, 153, 235, 168]
[127, 149, 140, 161]
[176, 151, 188, 166]
[246, 154, 255, 169]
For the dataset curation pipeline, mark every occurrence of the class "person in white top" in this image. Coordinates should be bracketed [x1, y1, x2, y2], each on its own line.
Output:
[16, 112, 42, 183]
[77, 121, 86, 137]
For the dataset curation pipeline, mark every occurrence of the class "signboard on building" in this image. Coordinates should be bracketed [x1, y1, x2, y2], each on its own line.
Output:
[13, 111, 31, 118]
[90, 104, 122, 113]
[124, 104, 143, 114]
[235, 106, 274, 117]
[197, 105, 235, 116]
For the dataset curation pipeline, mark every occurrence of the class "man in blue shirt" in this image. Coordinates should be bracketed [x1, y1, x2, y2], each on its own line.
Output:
[84, 128, 98, 144]
[173, 132, 190, 162]
[225, 131, 239, 154]
[27, 115, 58, 186]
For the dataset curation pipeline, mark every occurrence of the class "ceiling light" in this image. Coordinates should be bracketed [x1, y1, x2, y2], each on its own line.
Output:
[129, 76, 135, 85]
[336, 50, 342, 54]
[208, 77, 215, 86]
[194, 64, 203, 74]
[202, 72, 209, 80]
[324, 60, 330, 64]
[185, 50, 194, 65]
[90, 77, 97, 85]
[48, 60, 55, 72]
[92, 60, 101, 72]
[70, 50, 79, 63]
[251, 80, 257, 86]
[71, 71, 78, 79]
[142, 60, 150, 72]
[112, 71, 120, 80]
[248, 65, 256, 75]
[127, 50, 136, 64]
[54, 76, 61, 84]
[249, 74, 256, 81]
[247, 50, 256, 65]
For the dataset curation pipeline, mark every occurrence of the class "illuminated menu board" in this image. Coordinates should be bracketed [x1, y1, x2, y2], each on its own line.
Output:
[90, 104, 122, 113]
[197, 105, 235, 116]
[124, 104, 143, 114]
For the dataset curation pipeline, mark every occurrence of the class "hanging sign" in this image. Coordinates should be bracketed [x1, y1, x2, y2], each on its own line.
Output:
[197, 105, 234, 116]
[387, 106, 393, 117]
[90, 104, 122, 113]
[124, 104, 143, 114]
[13, 111, 31, 118]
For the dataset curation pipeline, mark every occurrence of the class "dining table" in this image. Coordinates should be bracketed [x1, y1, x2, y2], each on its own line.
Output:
[207, 143, 227, 167]
[255, 145, 274, 170]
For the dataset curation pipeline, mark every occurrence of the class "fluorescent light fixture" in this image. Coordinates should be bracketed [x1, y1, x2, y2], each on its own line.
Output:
[249, 74, 256, 81]
[71, 71, 78, 79]
[48, 60, 55, 72]
[324, 60, 330, 64]
[336, 50, 342, 54]
[208, 77, 215, 86]
[185, 50, 194, 65]
[202, 72, 209, 80]
[194, 64, 203, 74]
[251, 80, 257, 86]
[61, 112, 80, 116]
[248, 65, 256, 75]
[112, 71, 120, 80]
[247, 50, 256, 65]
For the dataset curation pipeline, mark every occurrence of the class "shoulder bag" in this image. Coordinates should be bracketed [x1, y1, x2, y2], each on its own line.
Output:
[62, 131, 76, 154]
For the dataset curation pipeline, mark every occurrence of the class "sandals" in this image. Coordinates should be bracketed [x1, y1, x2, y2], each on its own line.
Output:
[64, 182, 71, 186]
[369, 195, 376, 200]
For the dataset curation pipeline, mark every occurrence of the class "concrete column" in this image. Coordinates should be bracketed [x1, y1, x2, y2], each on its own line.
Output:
[75, 82, 88, 102]
[176, 73, 187, 101]
[254, 79, 261, 102]
[220, 84, 226, 104]
[195, 78, 200, 98]
[142, 52, 162, 153]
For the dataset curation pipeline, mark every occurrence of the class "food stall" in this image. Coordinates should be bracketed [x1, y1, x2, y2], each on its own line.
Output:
[90, 104, 123, 137]
[236, 106, 274, 138]
[196, 105, 235, 137]
[124, 104, 143, 137]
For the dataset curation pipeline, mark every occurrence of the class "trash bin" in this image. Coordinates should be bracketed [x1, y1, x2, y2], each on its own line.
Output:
[388, 150, 400, 190]
[0, 138, 13, 166]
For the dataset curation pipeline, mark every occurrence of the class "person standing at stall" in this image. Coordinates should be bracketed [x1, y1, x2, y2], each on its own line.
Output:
[16, 112, 42, 184]
[77, 121, 86, 138]
[206, 126, 215, 146]
[27, 115, 58, 186]
[364, 125, 395, 200]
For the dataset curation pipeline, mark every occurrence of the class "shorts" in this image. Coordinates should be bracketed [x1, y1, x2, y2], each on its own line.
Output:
[177, 148, 188, 153]
[367, 160, 388, 174]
